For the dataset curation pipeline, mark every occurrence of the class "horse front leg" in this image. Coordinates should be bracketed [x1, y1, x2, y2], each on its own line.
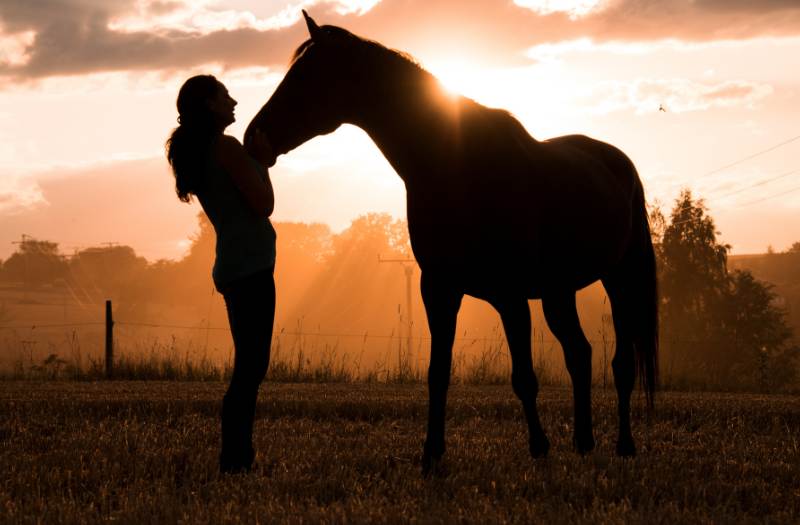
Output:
[494, 297, 550, 458]
[420, 271, 463, 476]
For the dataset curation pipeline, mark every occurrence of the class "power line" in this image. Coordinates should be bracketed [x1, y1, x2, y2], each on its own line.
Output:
[657, 133, 800, 192]
[735, 184, 800, 208]
[116, 321, 230, 331]
[666, 181, 800, 227]
[0, 322, 104, 330]
[665, 165, 799, 209]
[701, 134, 800, 178]
[659, 166, 800, 225]
[712, 167, 800, 201]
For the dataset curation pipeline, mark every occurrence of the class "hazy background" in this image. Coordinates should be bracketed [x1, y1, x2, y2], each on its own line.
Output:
[1, 1, 799, 386]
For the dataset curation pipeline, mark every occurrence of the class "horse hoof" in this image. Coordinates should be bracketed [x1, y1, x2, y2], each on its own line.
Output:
[530, 435, 550, 458]
[421, 453, 446, 478]
[574, 435, 596, 455]
[421, 438, 445, 473]
[615, 439, 636, 457]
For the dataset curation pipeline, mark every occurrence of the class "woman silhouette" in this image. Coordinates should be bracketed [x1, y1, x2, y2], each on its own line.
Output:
[166, 75, 276, 473]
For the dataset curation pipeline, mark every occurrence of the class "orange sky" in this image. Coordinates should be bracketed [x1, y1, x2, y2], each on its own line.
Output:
[1, 0, 799, 261]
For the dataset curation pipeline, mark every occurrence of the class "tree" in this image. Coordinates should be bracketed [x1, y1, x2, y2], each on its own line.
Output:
[655, 189, 796, 388]
[658, 190, 728, 341]
[277, 222, 333, 261]
[139, 211, 217, 307]
[135, 213, 337, 325]
[1, 237, 68, 286]
[273, 221, 333, 319]
[721, 270, 794, 388]
[328, 213, 411, 261]
[786, 241, 800, 254]
[287, 213, 413, 334]
[69, 245, 148, 302]
[0, 303, 9, 325]
[722, 271, 791, 351]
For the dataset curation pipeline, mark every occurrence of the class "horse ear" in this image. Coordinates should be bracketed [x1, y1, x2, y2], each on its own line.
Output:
[302, 10, 322, 41]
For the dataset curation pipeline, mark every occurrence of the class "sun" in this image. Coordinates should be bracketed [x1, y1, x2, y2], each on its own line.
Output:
[424, 58, 488, 100]
[422, 58, 532, 113]
[422, 57, 577, 140]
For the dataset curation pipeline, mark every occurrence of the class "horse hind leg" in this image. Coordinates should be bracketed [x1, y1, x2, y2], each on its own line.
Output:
[494, 297, 550, 458]
[542, 293, 595, 454]
[602, 274, 637, 457]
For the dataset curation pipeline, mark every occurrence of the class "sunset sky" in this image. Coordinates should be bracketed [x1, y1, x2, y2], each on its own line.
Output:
[1, 0, 799, 261]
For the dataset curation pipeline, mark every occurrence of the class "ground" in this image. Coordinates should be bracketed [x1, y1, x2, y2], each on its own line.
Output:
[1, 382, 798, 524]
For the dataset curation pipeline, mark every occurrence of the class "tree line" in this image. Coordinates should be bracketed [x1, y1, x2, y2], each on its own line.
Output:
[1, 192, 797, 390]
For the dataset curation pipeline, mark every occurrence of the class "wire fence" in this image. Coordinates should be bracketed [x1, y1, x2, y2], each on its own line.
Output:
[0, 318, 563, 344]
[0, 315, 758, 345]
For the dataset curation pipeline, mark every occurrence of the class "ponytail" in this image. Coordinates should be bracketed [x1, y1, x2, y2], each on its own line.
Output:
[165, 75, 220, 202]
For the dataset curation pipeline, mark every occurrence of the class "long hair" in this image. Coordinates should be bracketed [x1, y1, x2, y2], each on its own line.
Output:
[165, 75, 220, 202]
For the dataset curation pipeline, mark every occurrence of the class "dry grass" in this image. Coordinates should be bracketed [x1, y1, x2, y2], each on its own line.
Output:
[1, 382, 798, 523]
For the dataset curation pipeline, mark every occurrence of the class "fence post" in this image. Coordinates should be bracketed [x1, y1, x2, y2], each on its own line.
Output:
[105, 300, 114, 379]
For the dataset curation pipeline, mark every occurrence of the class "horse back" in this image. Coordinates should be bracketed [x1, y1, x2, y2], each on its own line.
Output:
[542, 134, 640, 202]
[405, 124, 641, 295]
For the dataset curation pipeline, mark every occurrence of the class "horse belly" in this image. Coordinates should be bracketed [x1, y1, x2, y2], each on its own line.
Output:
[533, 197, 630, 287]
[409, 218, 618, 300]
[406, 160, 632, 297]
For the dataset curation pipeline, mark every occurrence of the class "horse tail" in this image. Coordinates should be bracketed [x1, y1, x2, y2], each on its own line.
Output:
[630, 177, 659, 411]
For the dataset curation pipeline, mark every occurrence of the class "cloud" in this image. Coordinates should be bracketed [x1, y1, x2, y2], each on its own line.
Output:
[0, 174, 46, 214]
[581, 78, 774, 115]
[0, 1, 388, 79]
[0, 156, 199, 261]
[0, 0, 313, 79]
[1, 0, 799, 81]
[583, 0, 800, 42]
[514, 0, 607, 19]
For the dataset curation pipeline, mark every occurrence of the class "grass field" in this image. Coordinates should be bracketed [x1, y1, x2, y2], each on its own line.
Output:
[1, 382, 798, 524]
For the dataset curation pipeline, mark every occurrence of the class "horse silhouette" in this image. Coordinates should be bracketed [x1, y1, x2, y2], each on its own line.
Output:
[246, 11, 658, 474]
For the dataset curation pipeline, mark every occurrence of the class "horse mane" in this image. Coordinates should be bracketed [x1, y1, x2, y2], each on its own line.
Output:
[290, 25, 538, 145]
[290, 39, 315, 64]
[291, 26, 425, 77]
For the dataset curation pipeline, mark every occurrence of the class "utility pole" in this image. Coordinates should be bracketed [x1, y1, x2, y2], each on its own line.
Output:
[11, 234, 31, 244]
[378, 255, 416, 356]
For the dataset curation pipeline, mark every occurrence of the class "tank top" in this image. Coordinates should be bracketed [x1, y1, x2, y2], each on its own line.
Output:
[195, 142, 276, 292]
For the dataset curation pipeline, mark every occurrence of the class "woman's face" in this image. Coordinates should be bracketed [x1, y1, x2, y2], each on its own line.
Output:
[207, 83, 238, 129]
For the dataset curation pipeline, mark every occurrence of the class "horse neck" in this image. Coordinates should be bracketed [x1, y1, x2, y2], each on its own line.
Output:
[352, 75, 462, 184]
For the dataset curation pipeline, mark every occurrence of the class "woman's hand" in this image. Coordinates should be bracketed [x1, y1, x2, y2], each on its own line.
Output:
[245, 129, 276, 168]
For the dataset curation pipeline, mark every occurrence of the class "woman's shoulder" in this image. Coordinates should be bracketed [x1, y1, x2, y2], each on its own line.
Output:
[213, 134, 245, 155]
[211, 134, 247, 168]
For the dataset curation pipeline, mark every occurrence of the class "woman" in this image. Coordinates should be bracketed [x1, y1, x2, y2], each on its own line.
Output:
[166, 75, 276, 473]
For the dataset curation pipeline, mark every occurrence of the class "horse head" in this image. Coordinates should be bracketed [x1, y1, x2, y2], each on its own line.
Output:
[245, 11, 366, 163]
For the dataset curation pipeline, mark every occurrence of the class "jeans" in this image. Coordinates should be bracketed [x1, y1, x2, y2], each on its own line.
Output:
[219, 268, 275, 472]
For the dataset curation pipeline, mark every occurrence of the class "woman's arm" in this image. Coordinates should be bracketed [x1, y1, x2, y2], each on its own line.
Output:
[215, 134, 275, 217]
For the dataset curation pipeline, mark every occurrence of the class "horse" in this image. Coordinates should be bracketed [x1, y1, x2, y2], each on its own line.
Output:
[246, 11, 658, 474]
